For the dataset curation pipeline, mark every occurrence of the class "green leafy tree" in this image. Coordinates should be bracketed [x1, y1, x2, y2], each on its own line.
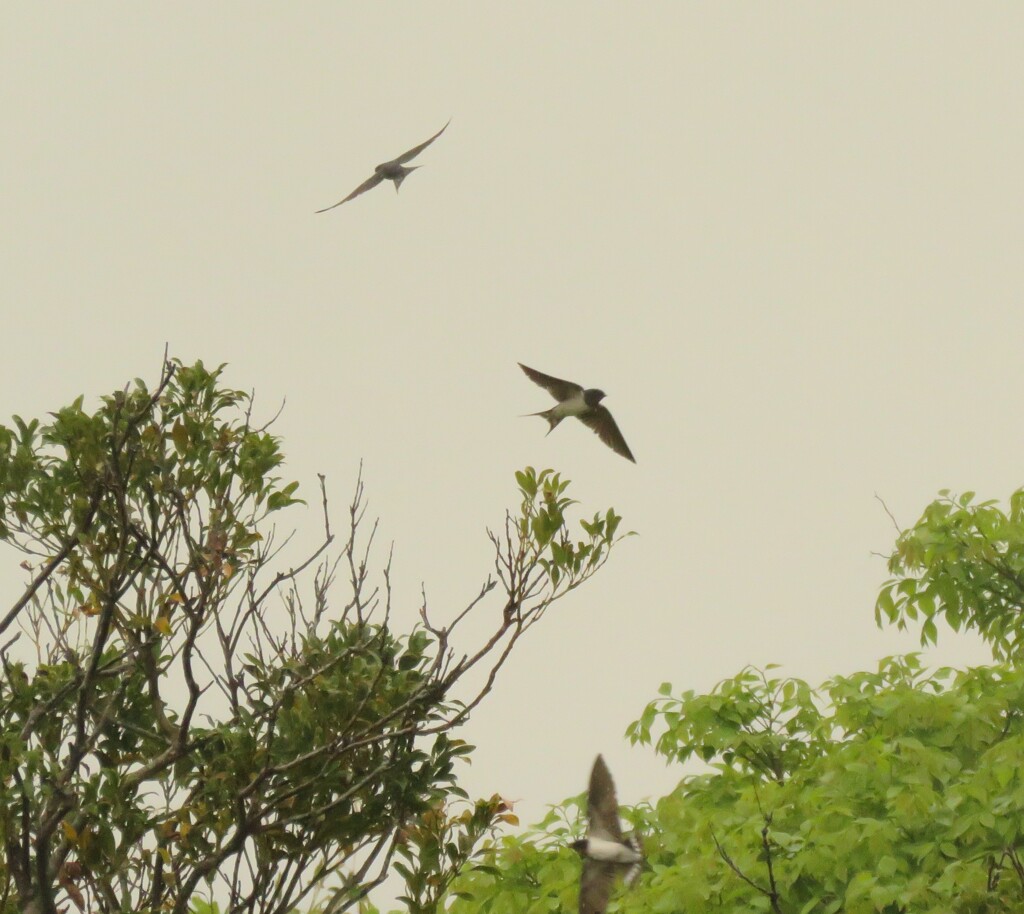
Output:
[443, 488, 1024, 914]
[0, 358, 628, 914]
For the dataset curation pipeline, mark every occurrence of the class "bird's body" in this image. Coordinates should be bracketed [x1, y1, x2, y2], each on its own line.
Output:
[572, 755, 645, 914]
[518, 363, 635, 462]
[317, 120, 449, 212]
[577, 836, 643, 866]
[539, 389, 590, 422]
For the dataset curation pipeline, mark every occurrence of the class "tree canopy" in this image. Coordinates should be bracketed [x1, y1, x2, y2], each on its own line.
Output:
[0, 358, 629, 914]
[442, 489, 1024, 914]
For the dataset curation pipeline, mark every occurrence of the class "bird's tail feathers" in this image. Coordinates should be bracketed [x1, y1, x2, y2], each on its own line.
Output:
[521, 410, 562, 434]
[393, 167, 420, 192]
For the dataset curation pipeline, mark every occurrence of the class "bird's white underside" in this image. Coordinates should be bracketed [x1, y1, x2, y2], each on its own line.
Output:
[585, 837, 642, 864]
[551, 392, 588, 418]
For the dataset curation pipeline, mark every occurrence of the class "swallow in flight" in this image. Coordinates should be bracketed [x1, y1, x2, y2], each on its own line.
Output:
[316, 119, 450, 212]
[519, 363, 635, 462]
[572, 754, 645, 914]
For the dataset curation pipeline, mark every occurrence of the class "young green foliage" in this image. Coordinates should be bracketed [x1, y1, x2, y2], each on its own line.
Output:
[878, 489, 1024, 660]
[441, 485, 1024, 914]
[506, 467, 630, 595]
[0, 359, 629, 914]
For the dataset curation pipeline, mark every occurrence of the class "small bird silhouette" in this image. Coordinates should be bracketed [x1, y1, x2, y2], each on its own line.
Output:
[572, 755, 644, 914]
[316, 120, 450, 212]
[519, 363, 635, 462]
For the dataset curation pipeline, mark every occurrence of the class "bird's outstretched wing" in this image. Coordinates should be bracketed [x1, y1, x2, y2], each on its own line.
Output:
[578, 860, 616, 914]
[579, 407, 636, 463]
[518, 363, 584, 402]
[391, 119, 451, 166]
[587, 755, 623, 841]
[316, 173, 385, 213]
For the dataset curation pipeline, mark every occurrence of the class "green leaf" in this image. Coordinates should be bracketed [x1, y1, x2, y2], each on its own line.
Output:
[172, 420, 189, 455]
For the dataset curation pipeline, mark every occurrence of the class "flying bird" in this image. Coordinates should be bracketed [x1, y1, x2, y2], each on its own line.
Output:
[316, 119, 450, 212]
[519, 363, 635, 462]
[572, 755, 644, 914]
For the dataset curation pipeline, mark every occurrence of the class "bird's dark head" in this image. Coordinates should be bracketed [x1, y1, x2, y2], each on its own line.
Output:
[584, 388, 607, 407]
[570, 838, 588, 857]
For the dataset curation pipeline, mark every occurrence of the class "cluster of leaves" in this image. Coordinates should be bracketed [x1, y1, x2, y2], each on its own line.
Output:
[448, 659, 1024, 914]
[443, 790, 648, 914]
[512, 468, 626, 592]
[188, 796, 517, 914]
[387, 794, 520, 914]
[1, 359, 307, 914]
[629, 659, 1024, 913]
[878, 489, 1024, 660]
[442, 488, 1024, 914]
[0, 360, 630, 914]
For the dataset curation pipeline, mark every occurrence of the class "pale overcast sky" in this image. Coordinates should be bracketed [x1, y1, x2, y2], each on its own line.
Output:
[2, 1, 1021, 876]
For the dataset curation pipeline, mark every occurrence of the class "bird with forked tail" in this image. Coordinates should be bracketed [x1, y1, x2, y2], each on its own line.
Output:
[316, 119, 450, 212]
[572, 754, 645, 914]
[518, 363, 635, 462]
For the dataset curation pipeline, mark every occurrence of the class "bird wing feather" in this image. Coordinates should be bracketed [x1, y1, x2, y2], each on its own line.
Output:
[519, 363, 584, 402]
[588, 755, 623, 841]
[578, 861, 617, 914]
[579, 407, 636, 463]
[315, 172, 386, 212]
[391, 119, 451, 166]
